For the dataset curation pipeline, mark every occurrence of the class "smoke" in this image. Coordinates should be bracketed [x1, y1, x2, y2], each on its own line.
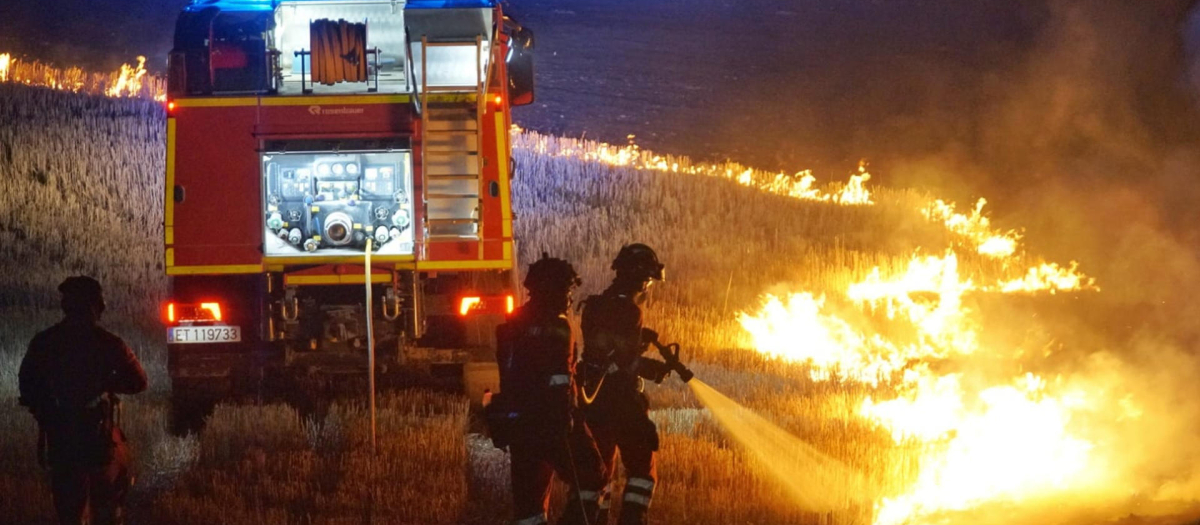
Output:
[920, 1, 1200, 515]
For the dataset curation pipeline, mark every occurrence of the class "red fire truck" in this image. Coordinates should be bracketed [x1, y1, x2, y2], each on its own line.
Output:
[162, 0, 533, 398]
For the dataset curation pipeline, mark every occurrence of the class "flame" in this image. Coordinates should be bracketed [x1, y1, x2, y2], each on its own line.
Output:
[105, 56, 149, 98]
[740, 249, 1100, 523]
[997, 261, 1097, 294]
[924, 198, 1021, 258]
[865, 373, 1099, 525]
[738, 292, 904, 384]
[835, 160, 874, 205]
[0, 52, 164, 101]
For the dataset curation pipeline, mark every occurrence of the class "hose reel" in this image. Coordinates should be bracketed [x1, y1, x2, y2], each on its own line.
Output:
[309, 18, 368, 85]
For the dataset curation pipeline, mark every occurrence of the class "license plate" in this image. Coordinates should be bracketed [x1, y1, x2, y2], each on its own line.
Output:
[169, 326, 241, 344]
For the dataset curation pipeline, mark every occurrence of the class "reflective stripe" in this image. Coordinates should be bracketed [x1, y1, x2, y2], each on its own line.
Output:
[515, 514, 547, 525]
[548, 374, 571, 386]
[627, 477, 655, 491]
[624, 492, 652, 507]
[576, 490, 600, 502]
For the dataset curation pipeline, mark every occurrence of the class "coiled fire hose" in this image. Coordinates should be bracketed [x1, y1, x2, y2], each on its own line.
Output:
[310, 19, 368, 85]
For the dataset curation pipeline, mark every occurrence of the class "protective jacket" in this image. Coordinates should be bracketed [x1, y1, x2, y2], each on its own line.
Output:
[19, 319, 147, 525]
[495, 304, 579, 437]
[580, 289, 671, 408]
[579, 287, 668, 525]
[19, 320, 147, 465]
[494, 303, 608, 525]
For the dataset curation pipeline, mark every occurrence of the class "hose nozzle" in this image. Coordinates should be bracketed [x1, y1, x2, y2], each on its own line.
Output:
[673, 363, 695, 383]
[652, 340, 694, 383]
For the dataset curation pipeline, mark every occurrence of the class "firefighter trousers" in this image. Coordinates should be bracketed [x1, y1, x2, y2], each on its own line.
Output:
[50, 443, 131, 525]
[509, 424, 608, 525]
[589, 411, 658, 525]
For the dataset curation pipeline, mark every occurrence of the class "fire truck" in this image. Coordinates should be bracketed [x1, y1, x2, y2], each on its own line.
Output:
[162, 0, 533, 399]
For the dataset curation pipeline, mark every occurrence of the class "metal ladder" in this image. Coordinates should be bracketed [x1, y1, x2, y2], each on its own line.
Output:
[419, 36, 487, 257]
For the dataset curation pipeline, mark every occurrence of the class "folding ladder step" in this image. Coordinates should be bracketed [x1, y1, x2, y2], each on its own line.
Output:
[424, 85, 478, 93]
[424, 151, 479, 158]
[424, 135, 479, 152]
[426, 193, 480, 199]
[425, 120, 478, 132]
[424, 40, 481, 47]
[426, 174, 479, 180]
[426, 235, 481, 242]
[425, 163, 479, 177]
[425, 111, 478, 121]
[426, 218, 478, 225]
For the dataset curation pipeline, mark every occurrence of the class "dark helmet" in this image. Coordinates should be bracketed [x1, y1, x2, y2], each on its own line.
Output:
[59, 276, 104, 302]
[611, 243, 665, 281]
[524, 253, 582, 295]
[59, 275, 105, 315]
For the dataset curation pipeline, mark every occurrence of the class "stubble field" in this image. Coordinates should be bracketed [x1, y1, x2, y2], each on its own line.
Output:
[1, 84, 1197, 525]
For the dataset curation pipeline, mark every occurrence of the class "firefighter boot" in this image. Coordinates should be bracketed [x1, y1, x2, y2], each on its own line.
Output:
[560, 488, 605, 525]
[595, 488, 612, 524]
[617, 477, 655, 525]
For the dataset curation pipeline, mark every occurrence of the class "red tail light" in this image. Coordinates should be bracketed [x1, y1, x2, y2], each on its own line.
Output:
[200, 302, 222, 321]
[459, 295, 515, 316]
[165, 301, 224, 324]
[459, 297, 482, 316]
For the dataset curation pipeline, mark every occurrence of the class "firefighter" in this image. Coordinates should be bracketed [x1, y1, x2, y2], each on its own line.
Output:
[579, 244, 674, 525]
[18, 276, 148, 525]
[493, 255, 608, 525]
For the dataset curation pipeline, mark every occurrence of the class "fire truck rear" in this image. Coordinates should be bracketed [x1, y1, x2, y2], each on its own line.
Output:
[162, 0, 533, 399]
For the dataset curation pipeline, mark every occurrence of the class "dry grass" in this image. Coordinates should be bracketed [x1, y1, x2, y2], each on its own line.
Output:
[0, 84, 168, 395]
[0, 84, 1054, 524]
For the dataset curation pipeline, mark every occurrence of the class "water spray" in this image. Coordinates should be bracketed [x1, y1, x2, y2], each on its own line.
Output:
[646, 338, 873, 515]
[688, 379, 877, 516]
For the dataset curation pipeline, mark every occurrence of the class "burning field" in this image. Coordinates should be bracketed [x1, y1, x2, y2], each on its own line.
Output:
[3, 46, 1200, 524]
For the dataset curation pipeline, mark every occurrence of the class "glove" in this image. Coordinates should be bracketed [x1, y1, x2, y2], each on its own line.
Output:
[634, 357, 672, 384]
[640, 328, 659, 347]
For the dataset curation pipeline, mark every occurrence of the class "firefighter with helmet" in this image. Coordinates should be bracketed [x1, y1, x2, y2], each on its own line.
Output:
[492, 254, 609, 525]
[18, 276, 148, 525]
[580, 244, 676, 525]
